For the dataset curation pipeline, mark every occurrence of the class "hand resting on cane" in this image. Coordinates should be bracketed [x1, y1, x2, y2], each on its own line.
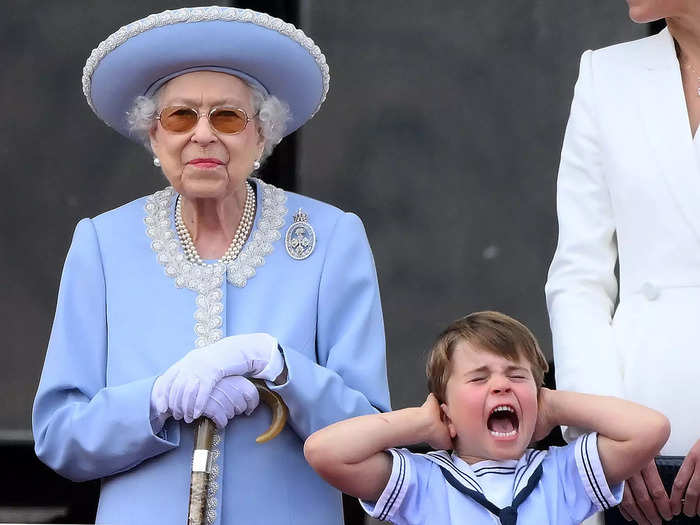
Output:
[202, 376, 260, 429]
[151, 333, 284, 424]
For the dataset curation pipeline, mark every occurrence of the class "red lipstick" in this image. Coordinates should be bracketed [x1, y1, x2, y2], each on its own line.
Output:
[188, 158, 224, 168]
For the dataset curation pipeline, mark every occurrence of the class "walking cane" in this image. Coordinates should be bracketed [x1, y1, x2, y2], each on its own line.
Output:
[187, 379, 289, 524]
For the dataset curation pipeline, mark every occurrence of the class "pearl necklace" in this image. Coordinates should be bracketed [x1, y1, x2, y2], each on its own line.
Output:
[175, 182, 256, 266]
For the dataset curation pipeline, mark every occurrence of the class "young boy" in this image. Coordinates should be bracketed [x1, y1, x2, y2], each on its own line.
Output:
[304, 311, 669, 524]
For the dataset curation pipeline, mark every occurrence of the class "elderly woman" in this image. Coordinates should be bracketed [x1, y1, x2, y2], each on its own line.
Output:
[32, 7, 389, 525]
[546, 1, 700, 524]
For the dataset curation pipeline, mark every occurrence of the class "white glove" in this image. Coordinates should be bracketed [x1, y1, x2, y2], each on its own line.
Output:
[151, 333, 283, 422]
[202, 375, 260, 429]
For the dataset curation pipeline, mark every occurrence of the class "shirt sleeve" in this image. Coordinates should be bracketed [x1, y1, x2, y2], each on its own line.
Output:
[359, 448, 433, 525]
[32, 218, 179, 482]
[545, 50, 624, 442]
[549, 432, 623, 522]
[267, 212, 391, 439]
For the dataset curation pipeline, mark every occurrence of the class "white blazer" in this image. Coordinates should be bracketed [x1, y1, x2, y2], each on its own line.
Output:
[546, 28, 700, 455]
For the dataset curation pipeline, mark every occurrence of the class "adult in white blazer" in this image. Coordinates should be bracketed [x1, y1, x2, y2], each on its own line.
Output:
[546, 1, 700, 524]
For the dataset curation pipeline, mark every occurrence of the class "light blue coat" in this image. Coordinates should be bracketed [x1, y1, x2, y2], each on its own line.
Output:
[33, 179, 391, 525]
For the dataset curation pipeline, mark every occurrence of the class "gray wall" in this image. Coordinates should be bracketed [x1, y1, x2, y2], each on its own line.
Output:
[297, 1, 646, 410]
[1, 0, 219, 439]
[1, 1, 646, 436]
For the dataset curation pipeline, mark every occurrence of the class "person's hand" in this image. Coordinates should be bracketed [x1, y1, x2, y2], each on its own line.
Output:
[202, 375, 260, 429]
[670, 439, 700, 517]
[421, 394, 453, 451]
[618, 460, 672, 525]
[533, 387, 557, 442]
[152, 333, 283, 422]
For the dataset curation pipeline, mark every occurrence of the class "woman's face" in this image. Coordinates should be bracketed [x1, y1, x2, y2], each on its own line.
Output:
[625, 0, 688, 23]
[149, 71, 263, 201]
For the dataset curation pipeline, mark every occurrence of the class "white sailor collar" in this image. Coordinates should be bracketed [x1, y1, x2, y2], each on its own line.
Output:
[423, 448, 547, 499]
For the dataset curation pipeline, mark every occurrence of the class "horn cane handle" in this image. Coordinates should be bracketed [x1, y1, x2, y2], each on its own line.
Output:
[252, 379, 289, 443]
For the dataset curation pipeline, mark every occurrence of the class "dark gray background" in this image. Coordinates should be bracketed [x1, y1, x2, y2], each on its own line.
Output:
[298, 2, 646, 411]
[1, 1, 646, 438]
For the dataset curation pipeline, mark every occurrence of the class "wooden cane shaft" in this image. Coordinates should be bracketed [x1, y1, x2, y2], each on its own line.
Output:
[187, 418, 216, 525]
[186, 383, 289, 524]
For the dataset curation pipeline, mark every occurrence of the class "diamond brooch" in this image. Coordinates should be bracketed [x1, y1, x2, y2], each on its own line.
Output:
[285, 208, 316, 260]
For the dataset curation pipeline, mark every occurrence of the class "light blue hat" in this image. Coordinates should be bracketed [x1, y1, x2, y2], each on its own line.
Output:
[82, 6, 330, 140]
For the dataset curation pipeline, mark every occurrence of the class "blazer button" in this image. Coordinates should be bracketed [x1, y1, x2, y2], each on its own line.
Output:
[641, 282, 659, 301]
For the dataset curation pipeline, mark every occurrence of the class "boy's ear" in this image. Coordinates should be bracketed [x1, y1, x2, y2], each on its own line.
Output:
[440, 402, 458, 439]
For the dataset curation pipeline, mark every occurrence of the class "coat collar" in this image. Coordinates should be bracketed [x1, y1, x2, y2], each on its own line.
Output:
[638, 27, 676, 70]
[423, 449, 547, 499]
[636, 27, 700, 242]
[144, 178, 288, 289]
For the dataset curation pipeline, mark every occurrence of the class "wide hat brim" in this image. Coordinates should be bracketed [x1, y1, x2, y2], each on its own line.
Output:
[82, 6, 330, 140]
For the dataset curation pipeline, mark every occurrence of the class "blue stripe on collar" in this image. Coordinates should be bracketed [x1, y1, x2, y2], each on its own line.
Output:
[473, 465, 517, 476]
[514, 450, 546, 495]
[423, 448, 548, 499]
[439, 463, 544, 525]
[424, 451, 483, 493]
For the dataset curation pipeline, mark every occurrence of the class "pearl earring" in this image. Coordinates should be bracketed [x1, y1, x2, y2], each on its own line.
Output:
[253, 160, 261, 170]
[153, 157, 161, 167]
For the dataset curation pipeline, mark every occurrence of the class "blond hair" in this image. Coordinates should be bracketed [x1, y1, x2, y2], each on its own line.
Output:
[426, 311, 549, 402]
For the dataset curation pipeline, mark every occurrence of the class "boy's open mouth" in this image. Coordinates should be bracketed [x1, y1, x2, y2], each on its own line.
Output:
[487, 405, 519, 438]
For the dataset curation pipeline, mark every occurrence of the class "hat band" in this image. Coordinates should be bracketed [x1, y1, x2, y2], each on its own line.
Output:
[144, 66, 269, 97]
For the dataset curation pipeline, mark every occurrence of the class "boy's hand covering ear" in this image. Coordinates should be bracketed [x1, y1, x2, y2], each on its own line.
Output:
[422, 393, 453, 451]
[533, 387, 557, 442]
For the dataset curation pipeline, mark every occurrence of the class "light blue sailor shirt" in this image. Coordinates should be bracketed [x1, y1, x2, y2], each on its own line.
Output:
[361, 433, 623, 525]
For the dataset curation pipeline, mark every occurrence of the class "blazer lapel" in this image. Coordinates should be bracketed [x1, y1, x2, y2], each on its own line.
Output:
[637, 28, 700, 243]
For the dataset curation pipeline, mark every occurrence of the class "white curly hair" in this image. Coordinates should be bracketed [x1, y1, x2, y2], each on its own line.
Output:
[126, 78, 291, 163]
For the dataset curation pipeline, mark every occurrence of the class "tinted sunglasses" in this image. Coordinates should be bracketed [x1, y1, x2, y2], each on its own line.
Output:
[156, 105, 255, 134]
